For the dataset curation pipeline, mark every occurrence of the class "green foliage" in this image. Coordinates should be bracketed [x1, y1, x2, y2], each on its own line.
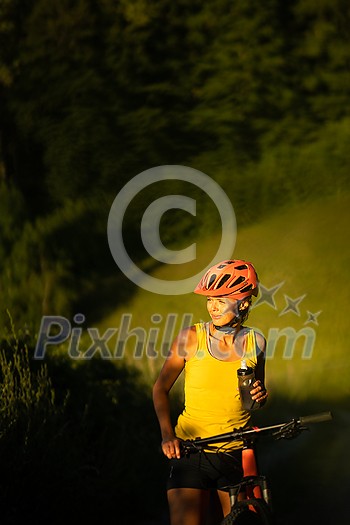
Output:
[291, 0, 350, 122]
[0, 313, 169, 524]
[2, 0, 348, 212]
[0, 192, 117, 329]
[0, 311, 57, 442]
[0, 181, 27, 261]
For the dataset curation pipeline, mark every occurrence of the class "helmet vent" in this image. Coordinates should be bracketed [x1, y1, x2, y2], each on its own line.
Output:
[218, 260, 235, 268]
[235, 264, 248, 270]
[239, 284, 253, 293]
[217, 274, 231, 288]
[228, 276, 245, 288]
[208, 274, 217, 287]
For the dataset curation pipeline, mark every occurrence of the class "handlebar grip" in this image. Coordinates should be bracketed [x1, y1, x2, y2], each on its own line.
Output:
[299, 411, 333, 425]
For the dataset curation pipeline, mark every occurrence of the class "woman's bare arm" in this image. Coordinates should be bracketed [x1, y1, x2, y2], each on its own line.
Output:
[152, 326, 196, 459]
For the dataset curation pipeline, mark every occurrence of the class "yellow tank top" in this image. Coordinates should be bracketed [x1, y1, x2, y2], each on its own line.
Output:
[175, 322, 258, 450]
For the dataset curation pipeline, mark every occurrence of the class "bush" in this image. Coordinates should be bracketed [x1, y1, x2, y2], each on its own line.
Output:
[0, 314, 168, 525]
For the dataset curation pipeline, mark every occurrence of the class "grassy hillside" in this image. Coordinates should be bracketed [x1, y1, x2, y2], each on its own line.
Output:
[99, 191, 350, 401]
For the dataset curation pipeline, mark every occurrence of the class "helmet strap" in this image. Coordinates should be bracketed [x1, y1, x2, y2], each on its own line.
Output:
[213, 317, 240, 334]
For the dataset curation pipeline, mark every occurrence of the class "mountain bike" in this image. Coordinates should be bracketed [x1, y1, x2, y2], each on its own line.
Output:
[181, 411, 333, 525]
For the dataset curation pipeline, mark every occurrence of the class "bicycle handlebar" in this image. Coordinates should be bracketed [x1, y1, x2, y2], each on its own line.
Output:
[181, 411, 333, 452]
[298, 411, 332, 425]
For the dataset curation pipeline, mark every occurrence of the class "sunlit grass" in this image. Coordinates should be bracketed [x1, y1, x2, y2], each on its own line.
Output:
[97, 192, 350, 403]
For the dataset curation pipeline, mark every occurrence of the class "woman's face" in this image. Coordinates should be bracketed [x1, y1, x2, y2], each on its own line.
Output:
[206, 296, 240, 326]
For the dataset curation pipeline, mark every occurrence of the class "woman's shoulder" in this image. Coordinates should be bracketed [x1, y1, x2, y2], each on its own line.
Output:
[241, 325, 266, 353]
[176, 324, 198, 345]
[174, 324, 199, 360]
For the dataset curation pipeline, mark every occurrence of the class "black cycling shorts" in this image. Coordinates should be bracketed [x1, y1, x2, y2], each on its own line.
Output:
[166, 449, 243, 491]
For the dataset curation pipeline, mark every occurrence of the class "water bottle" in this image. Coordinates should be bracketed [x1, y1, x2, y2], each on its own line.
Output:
[237, 359, 258, 411]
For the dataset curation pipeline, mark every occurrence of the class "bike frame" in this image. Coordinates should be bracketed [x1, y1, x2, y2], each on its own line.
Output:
[181, 412, 332, 516]
[225, 435, 273, 515]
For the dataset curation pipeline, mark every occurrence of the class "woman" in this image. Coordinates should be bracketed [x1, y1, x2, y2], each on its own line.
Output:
[153, 259, 268, 525]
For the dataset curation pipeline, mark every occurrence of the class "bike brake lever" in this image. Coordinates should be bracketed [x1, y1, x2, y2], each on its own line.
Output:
[180, 440, 201, 457]
[273, 421, 309, 440]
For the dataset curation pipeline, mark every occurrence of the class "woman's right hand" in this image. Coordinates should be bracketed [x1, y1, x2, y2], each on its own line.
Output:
[161, 436, 182, 459]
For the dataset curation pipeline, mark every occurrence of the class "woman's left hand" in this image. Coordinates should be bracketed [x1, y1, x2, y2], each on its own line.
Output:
[250, 380, 268, 404]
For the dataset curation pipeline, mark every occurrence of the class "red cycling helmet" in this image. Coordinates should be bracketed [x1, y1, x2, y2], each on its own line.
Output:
[194, 259, 259, 299]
